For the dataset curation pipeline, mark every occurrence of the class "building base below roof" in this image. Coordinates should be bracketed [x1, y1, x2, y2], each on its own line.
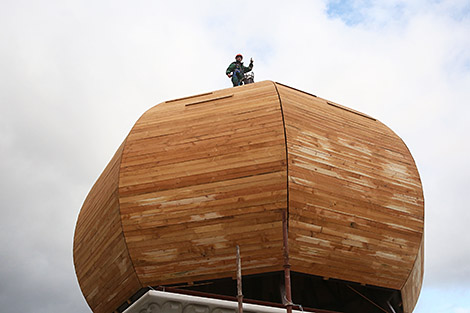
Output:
[119, 272, 403, 313]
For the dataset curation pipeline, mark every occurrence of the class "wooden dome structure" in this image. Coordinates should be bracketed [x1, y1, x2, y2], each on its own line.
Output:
[74, 81, 424, 313]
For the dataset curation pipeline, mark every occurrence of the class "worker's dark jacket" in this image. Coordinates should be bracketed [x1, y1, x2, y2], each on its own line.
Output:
[226, 61, 253, 78]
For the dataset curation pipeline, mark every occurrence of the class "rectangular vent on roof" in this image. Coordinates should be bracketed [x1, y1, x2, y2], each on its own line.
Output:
[166, 92, 214, 103]
[326, 101, 376, 121]
[185, 94, 234, 107]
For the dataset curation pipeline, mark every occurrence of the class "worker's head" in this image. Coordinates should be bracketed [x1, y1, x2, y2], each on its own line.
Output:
[235, 54, 243, 62]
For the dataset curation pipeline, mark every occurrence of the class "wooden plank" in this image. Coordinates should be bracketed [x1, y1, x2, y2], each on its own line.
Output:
[289, 217, 420, 256]
[121, 133, 285, 173]
[282, 107, 417, 166]
[401, 238, 424, 313]
[289, 203, 422, 247]
[290, 258, 403, 290]
[165, 91, 213, 103]
[119, 81, 288, 287]
[276, 82, 424, 291]
[74, 81, 424, 313]
[119, 159, 286, 197]
[73, 143, 141, 313]
[288, 183, 423, 231]
[277, 88, 410, 153]
[185, 94, 234, 106]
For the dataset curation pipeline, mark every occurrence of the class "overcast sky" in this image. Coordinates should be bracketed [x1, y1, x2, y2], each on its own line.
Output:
[1, 0, 469, 312]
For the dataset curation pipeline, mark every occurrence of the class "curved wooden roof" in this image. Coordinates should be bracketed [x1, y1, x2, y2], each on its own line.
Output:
[74, 81, 424, 313]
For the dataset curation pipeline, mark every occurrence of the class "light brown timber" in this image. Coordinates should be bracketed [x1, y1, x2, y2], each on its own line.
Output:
[73, 143, 142, 313]
[73, 81, 424, 313]
[401, 238, 424, 313]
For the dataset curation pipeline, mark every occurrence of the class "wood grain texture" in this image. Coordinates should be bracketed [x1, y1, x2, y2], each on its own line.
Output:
[73, 81, 424, 313]
[119, 81, 288, 286]
[276, 83, 424, 292]
[73, 143, 142, 313]
[401, 238, 424, 313]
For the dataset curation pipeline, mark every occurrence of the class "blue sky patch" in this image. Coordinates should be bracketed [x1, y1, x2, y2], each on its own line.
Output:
[326, 0, 371, 26]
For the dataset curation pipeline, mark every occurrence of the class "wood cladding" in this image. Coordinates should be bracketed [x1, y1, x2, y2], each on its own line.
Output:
[401, 238, 424, 313]
[73, 81, 424, 313]
[73, 143, 142, 313]
[277, 84, 423, 289]
[119, 82, 287, 287]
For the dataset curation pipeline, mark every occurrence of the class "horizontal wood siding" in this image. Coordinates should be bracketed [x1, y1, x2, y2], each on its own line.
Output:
[73, 143, 142, 313]
[119, 81, 288, 286]
[402, 238, 424, 313]
[276, 83, 424, 290]
[74, 81, 424, 313]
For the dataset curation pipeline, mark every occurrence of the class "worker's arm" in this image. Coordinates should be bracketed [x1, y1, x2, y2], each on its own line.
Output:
[244, 58, 253, 72]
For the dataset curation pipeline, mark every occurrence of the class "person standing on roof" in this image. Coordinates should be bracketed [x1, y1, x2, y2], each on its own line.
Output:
[226, 54, 253, 87]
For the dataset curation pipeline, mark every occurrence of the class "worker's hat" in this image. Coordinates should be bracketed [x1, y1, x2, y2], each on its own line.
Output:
[235, 54, 243, 60]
